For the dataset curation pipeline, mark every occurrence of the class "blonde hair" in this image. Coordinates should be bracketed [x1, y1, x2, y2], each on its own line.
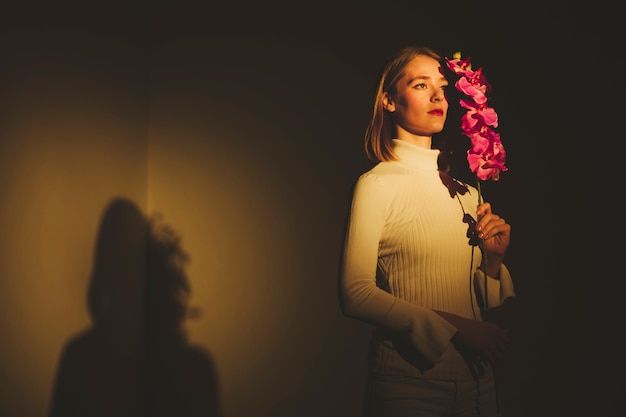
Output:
[364, 46, 442, 162]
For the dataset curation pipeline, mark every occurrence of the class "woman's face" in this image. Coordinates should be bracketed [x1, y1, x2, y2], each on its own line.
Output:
[384, 55, 449, 137]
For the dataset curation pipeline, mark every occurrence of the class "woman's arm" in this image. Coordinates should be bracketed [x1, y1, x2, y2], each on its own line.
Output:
[339, 174, 457, 363]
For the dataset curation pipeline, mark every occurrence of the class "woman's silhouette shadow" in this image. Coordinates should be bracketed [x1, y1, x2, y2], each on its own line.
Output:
[48, 197, 220, 417]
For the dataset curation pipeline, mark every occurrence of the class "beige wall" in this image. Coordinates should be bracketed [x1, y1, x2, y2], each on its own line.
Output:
[0, 56, 148, 417]
[0, 5, 146, 417]
[145, 34, 373, 417]
[0, 4, 372, 417]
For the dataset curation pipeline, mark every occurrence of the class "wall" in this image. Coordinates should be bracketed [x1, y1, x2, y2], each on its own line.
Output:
[0, 3, 148, 416]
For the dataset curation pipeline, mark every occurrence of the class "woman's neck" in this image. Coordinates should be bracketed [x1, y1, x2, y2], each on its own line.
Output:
[395, 126, 433, 149]
[396, 136, 432, 149]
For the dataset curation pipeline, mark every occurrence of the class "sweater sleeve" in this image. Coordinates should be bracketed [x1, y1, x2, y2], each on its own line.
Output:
[339, 174, 457, 363]
[473, 263, 516, 309]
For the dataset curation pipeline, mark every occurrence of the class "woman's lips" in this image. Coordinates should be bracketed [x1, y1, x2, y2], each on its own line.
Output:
[428, 109, 444, 116]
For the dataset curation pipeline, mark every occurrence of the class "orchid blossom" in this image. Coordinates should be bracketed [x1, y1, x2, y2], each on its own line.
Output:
[445, 51, 508, 313]
[445, 52, 507, 182]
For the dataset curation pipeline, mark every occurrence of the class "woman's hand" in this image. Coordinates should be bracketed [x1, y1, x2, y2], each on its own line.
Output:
[476, 202, 511, 277]
[452, 315, 511, 366]
[436, 310, 511, 366]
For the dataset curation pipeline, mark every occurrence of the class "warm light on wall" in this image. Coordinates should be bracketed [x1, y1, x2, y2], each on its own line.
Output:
[0, 56, 366, 417]
[146, 109, 328, 416]
[0, 101, 147, 416]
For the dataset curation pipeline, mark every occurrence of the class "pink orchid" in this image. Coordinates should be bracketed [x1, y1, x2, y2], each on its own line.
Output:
[460, 99, 498, 132]
[456, 75, 488, 105]
[467, 140, 507, 181]
[445, 52, 507, 182]
[446, 52, 506, 313]
[465, 67, 492, 93]
[445, 55, 472, 75]
[468, 129, 501, 154]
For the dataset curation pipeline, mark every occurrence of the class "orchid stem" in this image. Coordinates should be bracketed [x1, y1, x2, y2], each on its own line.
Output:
[477, 180, 488, 314]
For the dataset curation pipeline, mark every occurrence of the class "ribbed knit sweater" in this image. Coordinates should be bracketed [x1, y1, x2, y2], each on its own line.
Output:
[340, 139, 515, 380]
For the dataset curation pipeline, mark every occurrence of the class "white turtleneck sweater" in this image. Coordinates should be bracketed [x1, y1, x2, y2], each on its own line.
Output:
[340, 139, 515, 380]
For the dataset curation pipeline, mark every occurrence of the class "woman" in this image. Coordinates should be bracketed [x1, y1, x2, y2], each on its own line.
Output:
[339, 46, 516, 417]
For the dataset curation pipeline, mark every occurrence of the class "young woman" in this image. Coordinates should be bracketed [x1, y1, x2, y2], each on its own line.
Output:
[339, 46, 516, 417]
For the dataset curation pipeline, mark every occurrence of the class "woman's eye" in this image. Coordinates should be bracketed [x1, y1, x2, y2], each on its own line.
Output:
[413, 83, 426, 89]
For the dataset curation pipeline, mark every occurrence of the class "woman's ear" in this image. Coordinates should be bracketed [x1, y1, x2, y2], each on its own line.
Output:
[382, 92, 395, 112]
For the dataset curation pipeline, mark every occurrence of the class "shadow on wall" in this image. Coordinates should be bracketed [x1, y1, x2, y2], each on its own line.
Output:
[48, 197, 220, 417]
